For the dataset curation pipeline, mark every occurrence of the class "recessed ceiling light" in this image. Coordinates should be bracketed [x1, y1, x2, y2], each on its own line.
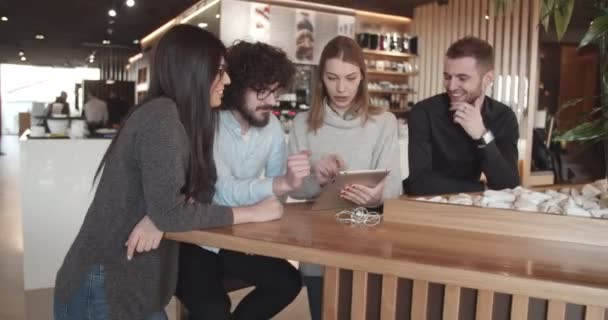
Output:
[108, 9, 117, 17]
[35, 34, 45, 40]
[198, 22, 208, 28]
[102, 40, 111, 45]
[20, 56, 27, 61]
[133, 39, 140, 44]
[18, 51, 24, 56]
[215, 14, 220, 19]
[1, 16, 7, 22]
[126, 0, 135, 7]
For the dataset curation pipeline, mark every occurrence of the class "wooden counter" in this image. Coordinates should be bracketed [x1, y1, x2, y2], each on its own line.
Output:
[167, 202, 608, 320]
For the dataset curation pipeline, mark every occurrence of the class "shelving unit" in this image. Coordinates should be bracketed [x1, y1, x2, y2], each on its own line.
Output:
[368, 90, 414, 95]
[362, 48, 416, 58]
[356, 10, 416, 118]
[367, 70, 418, 77]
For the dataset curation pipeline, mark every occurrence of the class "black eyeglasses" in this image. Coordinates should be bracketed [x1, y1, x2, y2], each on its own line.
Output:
[256, 87, 282, 100]
[217, 64, 227, 77]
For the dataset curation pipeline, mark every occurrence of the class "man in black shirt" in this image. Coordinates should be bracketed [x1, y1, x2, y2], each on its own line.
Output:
[405, 37, 519, 195]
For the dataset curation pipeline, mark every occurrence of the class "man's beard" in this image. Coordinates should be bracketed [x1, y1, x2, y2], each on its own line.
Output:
[238, 104, 271, 127]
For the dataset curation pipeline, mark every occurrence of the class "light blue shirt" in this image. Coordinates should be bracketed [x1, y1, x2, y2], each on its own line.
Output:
[212, 110, 287, 207]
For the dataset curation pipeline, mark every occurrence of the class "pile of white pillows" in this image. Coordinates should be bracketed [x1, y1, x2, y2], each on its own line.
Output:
[415, 179, 608, 219]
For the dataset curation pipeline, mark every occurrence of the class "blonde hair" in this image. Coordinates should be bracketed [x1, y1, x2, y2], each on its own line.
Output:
[308, 36, 382, 132]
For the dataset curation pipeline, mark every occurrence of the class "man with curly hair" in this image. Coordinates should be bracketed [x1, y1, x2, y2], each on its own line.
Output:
[176, 41, 309, 320]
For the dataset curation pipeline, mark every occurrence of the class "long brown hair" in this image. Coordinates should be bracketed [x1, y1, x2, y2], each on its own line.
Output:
[94, 25, 225, 200]
[308, 36, 381, 132]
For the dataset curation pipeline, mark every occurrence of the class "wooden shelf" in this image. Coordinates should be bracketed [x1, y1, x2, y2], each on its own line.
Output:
[369, 90, 414, 95]
[368, 69, 418, 77]
[363, 49, 416, 58]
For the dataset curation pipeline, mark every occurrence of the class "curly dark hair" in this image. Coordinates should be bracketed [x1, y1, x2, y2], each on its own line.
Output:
[222, 41, 295, 110]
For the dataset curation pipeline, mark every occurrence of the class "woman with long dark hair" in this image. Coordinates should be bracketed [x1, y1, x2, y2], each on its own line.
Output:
[53, 25, 283, 320]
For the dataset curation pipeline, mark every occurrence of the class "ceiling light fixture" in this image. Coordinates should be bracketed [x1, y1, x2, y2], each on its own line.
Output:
[133, 39, 140, 44]
[108, 9, 117, 17]
[20, 56, 27, 61]
[18, 51, 24, 56]
[215, 14, 221, 19]
[485, 15, 490, 20]
[126, 0, 135, 7]
[102, 40, 111, 45]
[198, 22, 208, 28]
[35, 34, 45, 40]
[1, 16, 7, 22]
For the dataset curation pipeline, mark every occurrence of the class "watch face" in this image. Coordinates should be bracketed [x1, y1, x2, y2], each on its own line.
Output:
[482, 131, 494, 144]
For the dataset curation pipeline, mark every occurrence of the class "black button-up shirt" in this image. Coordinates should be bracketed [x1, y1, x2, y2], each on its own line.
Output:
[406, 93, 520, 196]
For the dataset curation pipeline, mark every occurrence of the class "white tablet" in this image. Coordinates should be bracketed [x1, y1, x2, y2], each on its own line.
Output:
[311, 169, 390, 210]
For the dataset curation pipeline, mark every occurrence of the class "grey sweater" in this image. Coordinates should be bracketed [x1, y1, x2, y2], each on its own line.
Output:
[288, 102, 402, 276]
[288, 102, 402, 201]
[54, 97, 234, 319]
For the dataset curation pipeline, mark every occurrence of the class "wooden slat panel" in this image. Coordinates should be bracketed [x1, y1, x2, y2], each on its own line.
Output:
[473, 0, 481, 37]
[501, 4, 512, 105]
[522, 0, 541, 186]
[436, 4, 447, 94]
[430, 4, 438, 96]
[452, 0, 459, 44]
[488, 0, 495, 47]
[493, 3, 503, 100]
[517, 0, 530, 120]
[351, 270, 369, 320]
[509, 0, 521, 107]
[476, 290, 494, 320]
[443, 285, 461, 320]
[510, 295, 529, 320]
[480, 0, 488, 40]
[585, 306, 606, 320]
[459, 0, 466, 36]
[411, 280, 429, 320]
[548, 300, 567, 320]
[448, 0, 456, 45]
[422, 5, 431, 99]
[324, 266, 341, 320]
[380, 275, 399, 320]
[466, 0, 473, 35]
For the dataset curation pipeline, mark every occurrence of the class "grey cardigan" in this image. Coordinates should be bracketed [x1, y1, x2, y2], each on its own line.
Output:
[54, 97, 233, 319]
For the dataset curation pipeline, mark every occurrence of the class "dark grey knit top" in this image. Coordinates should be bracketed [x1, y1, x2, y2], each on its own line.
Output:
[54, 97, 233, 319]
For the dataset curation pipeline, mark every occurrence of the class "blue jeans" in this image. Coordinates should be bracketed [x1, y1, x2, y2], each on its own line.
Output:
[54, 265, 168, 320]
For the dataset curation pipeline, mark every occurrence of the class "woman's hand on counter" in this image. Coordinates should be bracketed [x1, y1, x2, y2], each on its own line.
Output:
[125, 215, 164, 260]
[340, 177, 386, 207]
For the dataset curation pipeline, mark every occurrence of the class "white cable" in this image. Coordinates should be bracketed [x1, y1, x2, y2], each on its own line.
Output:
[335, 207, 382, 226]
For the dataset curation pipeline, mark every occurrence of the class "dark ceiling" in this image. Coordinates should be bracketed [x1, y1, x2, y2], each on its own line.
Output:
[0, 0, 198, 67]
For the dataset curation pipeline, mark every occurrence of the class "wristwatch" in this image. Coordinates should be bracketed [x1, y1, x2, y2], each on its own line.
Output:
[476, 130, 495, 148]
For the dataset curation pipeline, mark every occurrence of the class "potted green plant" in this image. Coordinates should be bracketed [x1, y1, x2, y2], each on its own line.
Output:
[552, 3, 608, 178]
[501, 0, 607, 177]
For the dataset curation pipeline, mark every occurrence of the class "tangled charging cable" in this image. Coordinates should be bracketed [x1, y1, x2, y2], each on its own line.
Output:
[335, 207, 382, 226]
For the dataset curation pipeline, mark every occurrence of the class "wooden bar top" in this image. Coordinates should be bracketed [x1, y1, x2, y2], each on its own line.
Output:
[167, 202, 608, 307]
